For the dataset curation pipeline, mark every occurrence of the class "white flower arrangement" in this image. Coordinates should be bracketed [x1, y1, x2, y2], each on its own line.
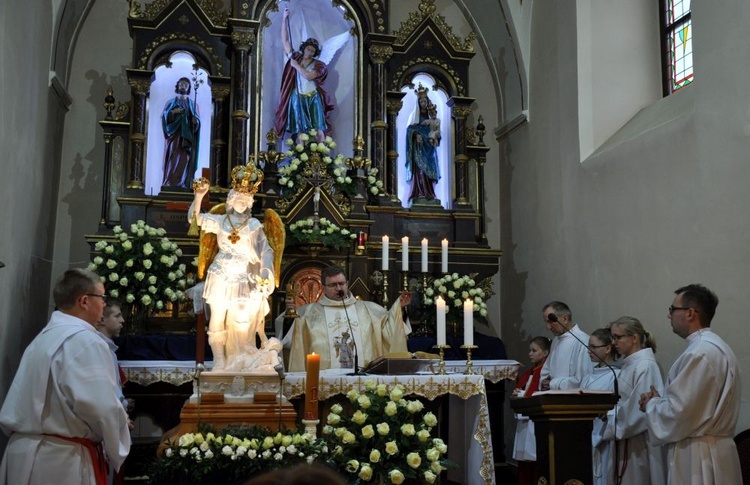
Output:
[152, 428, 327, 484]
[423, 272, 490, 318]
[88, 221, 187, 321]
[322, 381, 453, 483]
[288, 217, 356, 251]
[277, 130, 384, 197]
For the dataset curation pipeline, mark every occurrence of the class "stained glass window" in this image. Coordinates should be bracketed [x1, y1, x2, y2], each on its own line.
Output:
[662, 0, 692, 94]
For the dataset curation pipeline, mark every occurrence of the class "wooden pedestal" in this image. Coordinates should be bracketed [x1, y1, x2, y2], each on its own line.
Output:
[511, 392, 618, 485]
[159, 371, 299, 455]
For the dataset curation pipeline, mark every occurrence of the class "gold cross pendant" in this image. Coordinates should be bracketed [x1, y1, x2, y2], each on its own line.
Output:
[228, 230, 240, 244]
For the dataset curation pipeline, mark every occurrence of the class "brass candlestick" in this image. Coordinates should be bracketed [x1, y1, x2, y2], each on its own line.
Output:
[432, 344, 451, 375]
[422, 272, 429, 294]
[460, 345, 478, 375]
[401, 271, 409, 292]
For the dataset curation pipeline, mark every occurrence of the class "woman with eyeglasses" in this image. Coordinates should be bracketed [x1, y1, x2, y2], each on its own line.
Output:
[580, 328, 620, 485]
[600, 317, 666, 485]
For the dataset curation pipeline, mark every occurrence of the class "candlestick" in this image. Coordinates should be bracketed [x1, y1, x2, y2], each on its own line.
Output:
[401, 271, 409, 292]
[302, 418, 320, 440]
[463, 299, 474, 346]
[382, 271, 390, 307]
[304, 353, 320, 420]
[441, 239, 449, 274]
[421, 238, 428, 273]
[460, 345, 478, 375]
[436, 295, 446, 346]
[381, 236, 389, 271]
[401, 236, 409, 271]
[432, 344, 451, 375]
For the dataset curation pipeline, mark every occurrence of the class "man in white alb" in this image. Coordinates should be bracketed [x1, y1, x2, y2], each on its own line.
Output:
[539, 301, 593, 390]
[0, 269, 131, 485]
[639, 284, 741, 484]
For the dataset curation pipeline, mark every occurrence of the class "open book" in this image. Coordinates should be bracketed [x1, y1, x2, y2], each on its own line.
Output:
[532, 389, 616, 396]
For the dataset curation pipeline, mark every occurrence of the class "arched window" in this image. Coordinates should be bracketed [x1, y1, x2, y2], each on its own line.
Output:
[661, 0, 693, 95]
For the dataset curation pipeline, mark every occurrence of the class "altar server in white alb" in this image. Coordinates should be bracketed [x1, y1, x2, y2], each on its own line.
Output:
[0, 269, 131, 485]
[601, 317, 666, 485]
[639, 284, 742, 484]
[579, 328, 619, 485]
[539, 301, 592, 390]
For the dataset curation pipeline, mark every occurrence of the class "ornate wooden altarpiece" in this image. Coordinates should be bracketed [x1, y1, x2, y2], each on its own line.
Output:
[90, 0, 501, 336]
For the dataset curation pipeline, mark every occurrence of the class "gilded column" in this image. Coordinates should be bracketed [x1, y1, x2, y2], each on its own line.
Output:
[210, 80, 231, 188]
[385, 92, 405, 204]
[126, 69, 153, 190]
[229, 25, 255, 169]
[367, 42, 393, 203]
[447, 97, 474, 210]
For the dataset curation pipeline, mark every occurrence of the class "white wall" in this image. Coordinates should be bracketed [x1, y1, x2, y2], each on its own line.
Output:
[0, 0, 62, 451]
[500, 0, 750, 447]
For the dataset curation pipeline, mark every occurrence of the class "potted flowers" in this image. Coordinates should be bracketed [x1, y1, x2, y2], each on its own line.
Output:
[321, 381, 452, 483]
[88, 220, 187, 333]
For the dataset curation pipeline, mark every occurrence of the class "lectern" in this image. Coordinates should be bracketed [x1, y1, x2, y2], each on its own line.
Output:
[511, 392, 618, 485]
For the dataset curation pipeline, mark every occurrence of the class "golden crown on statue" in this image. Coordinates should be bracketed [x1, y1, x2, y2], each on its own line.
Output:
[230, 163, 264, 194]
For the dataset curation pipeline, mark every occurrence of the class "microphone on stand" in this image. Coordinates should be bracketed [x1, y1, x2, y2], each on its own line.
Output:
[338, 289, 361, 375]
[274, 362, 286, 432]
[547, 313, 619, 400]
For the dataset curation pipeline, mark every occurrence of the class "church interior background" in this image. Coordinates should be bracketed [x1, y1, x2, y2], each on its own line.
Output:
[3, 0, 750, 481]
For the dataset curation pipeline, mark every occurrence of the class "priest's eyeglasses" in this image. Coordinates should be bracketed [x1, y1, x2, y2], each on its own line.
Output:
[325, 281, 347, 288]
[668, 305, 694, 315]
[86, 293, 109, 301]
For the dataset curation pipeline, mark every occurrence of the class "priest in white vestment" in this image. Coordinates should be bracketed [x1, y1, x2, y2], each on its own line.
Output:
[640, 284, 742, 485]
[539, 301, 593, 390]
[288, 265, 409, 371]
[0, 269, 131, 485]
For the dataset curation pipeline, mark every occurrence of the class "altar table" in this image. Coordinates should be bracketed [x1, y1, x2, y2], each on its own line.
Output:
[121, 360, 520, 485]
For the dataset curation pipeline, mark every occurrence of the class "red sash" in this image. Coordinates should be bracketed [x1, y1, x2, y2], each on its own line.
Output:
[47, 434, 108, 485]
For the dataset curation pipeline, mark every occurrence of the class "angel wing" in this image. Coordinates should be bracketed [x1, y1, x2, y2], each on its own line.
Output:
[263, 208, 286, 287]
[197, 203, 226, 280]
[318, 30, 351, 66]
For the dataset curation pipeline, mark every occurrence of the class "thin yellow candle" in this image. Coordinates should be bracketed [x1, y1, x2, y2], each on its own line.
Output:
[304, 352, 321, 420]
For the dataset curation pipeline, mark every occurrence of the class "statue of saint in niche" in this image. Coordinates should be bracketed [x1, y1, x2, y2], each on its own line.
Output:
[405, 85, 442, 202]
[162, 77, 200, 189]
[274, 7, 349, 143]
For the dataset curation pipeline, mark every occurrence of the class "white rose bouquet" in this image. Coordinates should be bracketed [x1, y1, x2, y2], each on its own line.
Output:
[88, 220, 187, 331]
[277, 130, 384, 198]
[422, 273, 493, 335]
[321, 381, 453, 483]
[288, 217, 356, 251]
[151, 427, 328, 484]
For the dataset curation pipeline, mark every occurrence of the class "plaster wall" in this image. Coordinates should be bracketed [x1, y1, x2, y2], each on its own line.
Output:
[0, 0, 63, 452]
[500, 0, 750, 456]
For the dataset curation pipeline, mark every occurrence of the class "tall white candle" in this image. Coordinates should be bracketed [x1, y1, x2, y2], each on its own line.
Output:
[381, 235, 389, 271]
[463, 299, 474, 346]
[401, 236, 409, 271]
[441, 239, 449, 274]
[436, 295, 446, 346]
[421, 238, 429, 273]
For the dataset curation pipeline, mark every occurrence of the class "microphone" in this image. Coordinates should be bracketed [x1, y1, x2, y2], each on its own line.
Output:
[547, 313, 619, 399]
[274, 362, 285, 431]
[338, 289, 361, 375]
